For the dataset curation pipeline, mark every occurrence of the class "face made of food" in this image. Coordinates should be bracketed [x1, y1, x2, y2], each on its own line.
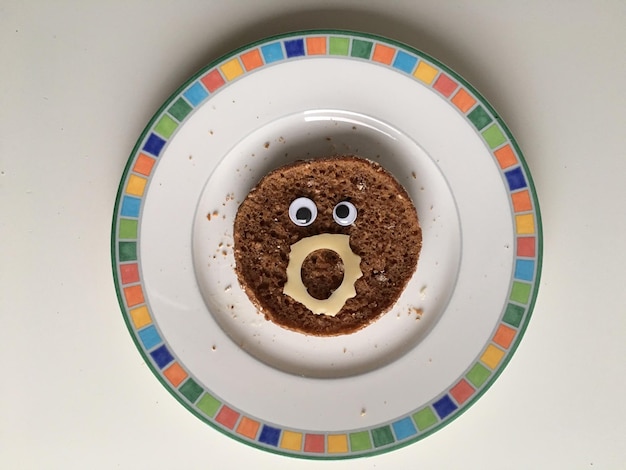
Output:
[233, 156, 422, 336]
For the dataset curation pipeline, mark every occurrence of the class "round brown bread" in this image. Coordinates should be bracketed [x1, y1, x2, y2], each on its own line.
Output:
[233, 156, 422, 336]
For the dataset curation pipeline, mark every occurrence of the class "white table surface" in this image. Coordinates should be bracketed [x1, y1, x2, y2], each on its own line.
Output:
[2, 1, 625, 468]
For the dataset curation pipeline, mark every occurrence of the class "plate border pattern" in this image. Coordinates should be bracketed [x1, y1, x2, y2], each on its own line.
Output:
[111, 30, 542, 459]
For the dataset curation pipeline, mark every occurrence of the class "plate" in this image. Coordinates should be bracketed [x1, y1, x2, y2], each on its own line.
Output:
[112, 30, 542, 459]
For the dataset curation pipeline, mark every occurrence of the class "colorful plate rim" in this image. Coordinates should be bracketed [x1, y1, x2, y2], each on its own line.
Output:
[111, 29, 543, 459]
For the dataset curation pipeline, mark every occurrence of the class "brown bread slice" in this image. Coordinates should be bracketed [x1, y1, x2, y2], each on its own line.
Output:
[233, 156, 422, 336]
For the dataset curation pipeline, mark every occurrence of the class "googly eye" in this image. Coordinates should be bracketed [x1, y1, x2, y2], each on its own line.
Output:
[289, 197, 317, 226]
[333, 201, 357, 226]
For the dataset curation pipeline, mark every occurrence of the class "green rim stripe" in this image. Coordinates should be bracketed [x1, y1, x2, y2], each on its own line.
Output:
[111, 30, 542, 460]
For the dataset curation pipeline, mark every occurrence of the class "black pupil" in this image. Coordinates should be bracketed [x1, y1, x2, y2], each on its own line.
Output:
[296, 207, 312, 223]
[335, 203, 350, 219]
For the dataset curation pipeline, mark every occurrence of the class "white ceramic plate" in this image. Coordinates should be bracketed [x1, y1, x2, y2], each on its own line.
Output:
[112, 30, 542, 459]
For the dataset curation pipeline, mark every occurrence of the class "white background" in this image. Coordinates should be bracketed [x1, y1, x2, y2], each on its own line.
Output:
[1, 1, 625, 468]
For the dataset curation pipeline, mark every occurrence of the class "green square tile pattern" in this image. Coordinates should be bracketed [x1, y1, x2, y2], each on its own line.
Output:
[371, 425, 395, 447]
[503, 303, 525, 327]
[350, 39, 373, 59]
[510, 282, 532, 304]
[413, 407, 438, 431]
[179, 378, 204, 403]
[196, 393, 221, 417]
[154, 115, 178, 139]
[329, 37, 350, 55]
[467, 105, 493, 130]
[466, 363, 491, 388]
[118, 219, 138, 239]
[349, 431, 372, 451]
[482, 124, 507, 148]
[118, 241, 137, 261]
[168, 97, 193, 121]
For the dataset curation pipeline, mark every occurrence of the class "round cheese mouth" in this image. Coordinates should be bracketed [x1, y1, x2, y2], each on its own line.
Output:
[283, 233, 363, 316]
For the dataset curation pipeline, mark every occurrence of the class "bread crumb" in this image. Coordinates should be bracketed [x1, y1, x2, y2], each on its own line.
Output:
[209, 130, 214, 135]
[211, 345, 217, 351]
[420, 285, 427, 300]
[360, 408, 366, 416]
[410, 307, 423, 319]
[411, 171, 416, 179]
[207, 210, 219, 221]
[264, 142, 270, 149]
[224, 285, 232, 292]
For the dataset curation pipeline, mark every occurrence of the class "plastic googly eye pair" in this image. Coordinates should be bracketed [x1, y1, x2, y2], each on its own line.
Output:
[288, 197, 357, 227]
